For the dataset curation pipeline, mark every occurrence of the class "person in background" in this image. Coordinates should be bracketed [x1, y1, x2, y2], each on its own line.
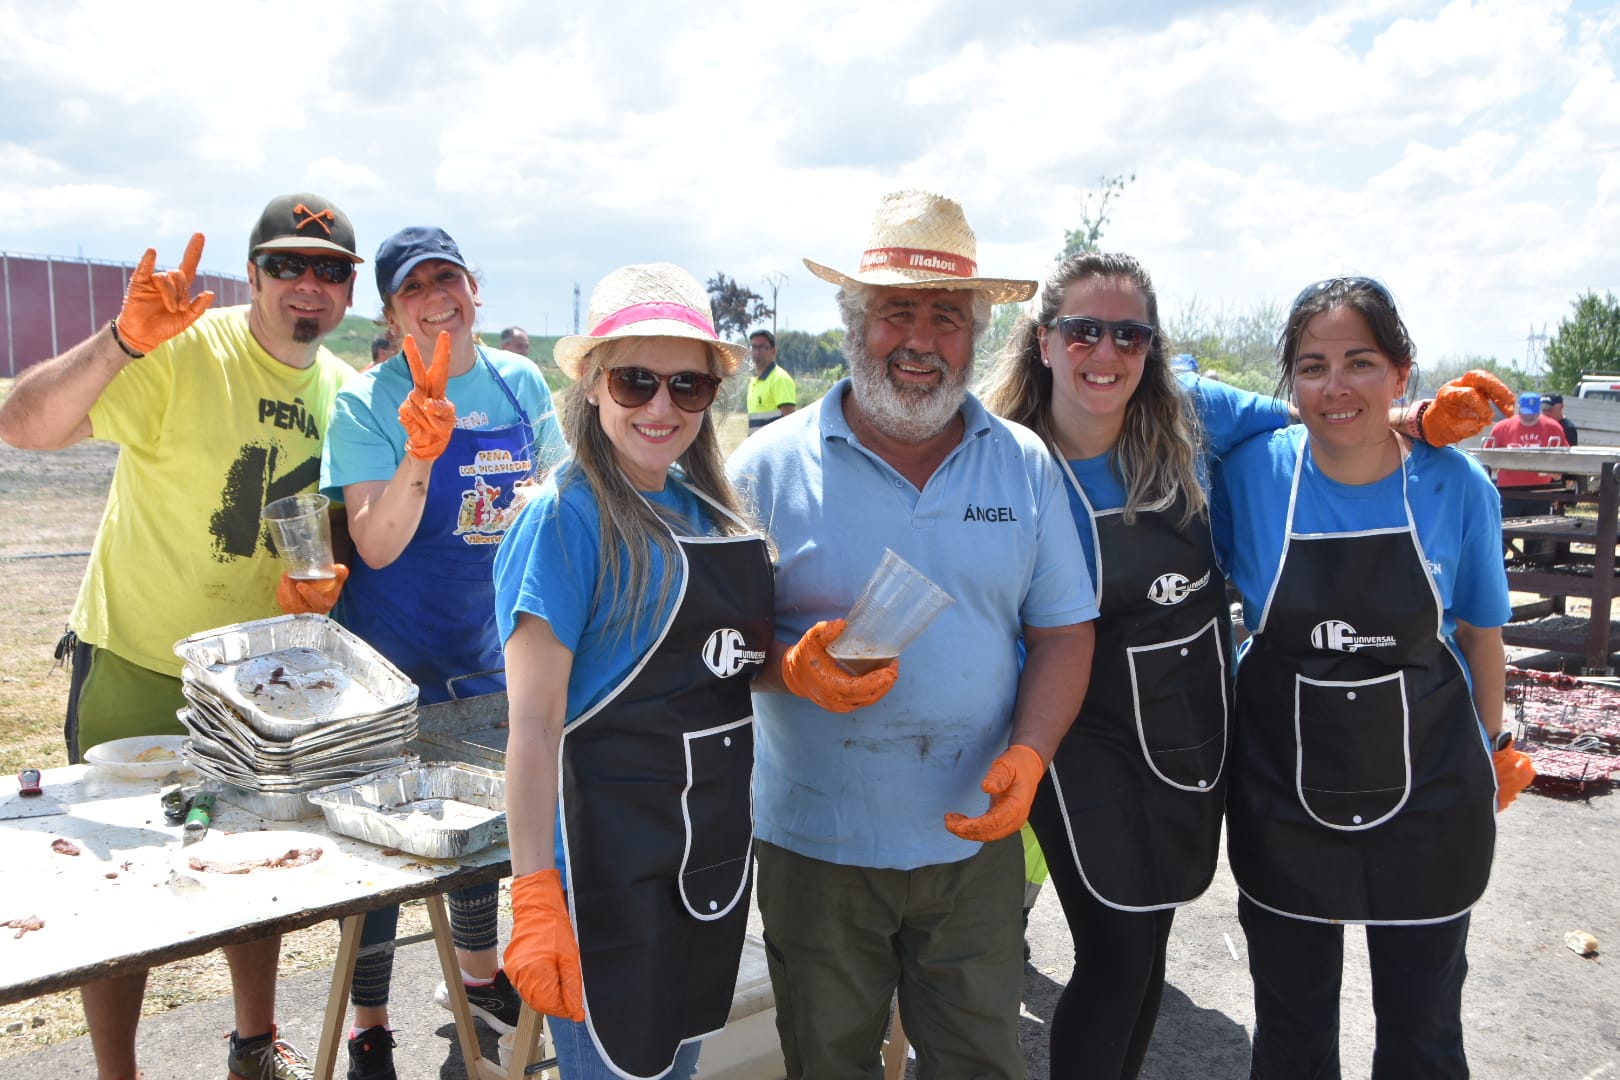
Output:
[497, 263, 772, 1079]
[0, 192, 359, 1080]
[1542, 392, 1577, 446]
[368, 333, 395, 370]
[728, 189, 1097, 1079]
[745, 328, 796, 431]
[320, 226, 564, 1080]
[1214, 276, 1534, 1078]
[501, 325, 531, 358]
[1488, 392, 1568, 517]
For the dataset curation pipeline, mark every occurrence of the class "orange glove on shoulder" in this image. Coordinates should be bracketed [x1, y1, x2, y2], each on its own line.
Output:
[504, 869, 585, 1022]
[398, 331, 457, 461]
[780, 619, 898, 713]
[276, 563, 348, 616]
[114, 232, 215, 356]
[1414, 370, 1517, 446]
[944, 743, 1045, 842]
[1492, 733, 1535, 811]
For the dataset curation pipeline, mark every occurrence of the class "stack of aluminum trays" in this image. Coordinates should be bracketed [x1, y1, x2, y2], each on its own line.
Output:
[173, 614, 420, 817]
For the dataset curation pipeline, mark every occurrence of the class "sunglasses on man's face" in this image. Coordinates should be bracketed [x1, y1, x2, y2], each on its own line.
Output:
[253, 251, 356, 285]
[604, 366, 722, 413]
[1288, 276, 1394, 317]
[1049, 316, 1156, 355]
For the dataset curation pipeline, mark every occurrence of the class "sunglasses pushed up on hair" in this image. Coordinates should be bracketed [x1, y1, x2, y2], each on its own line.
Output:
[253, 251, 356, 285]
[604, 366, 722, 413]
[1049, 316, 1156, 355]
[1288, 276, 1395, 316]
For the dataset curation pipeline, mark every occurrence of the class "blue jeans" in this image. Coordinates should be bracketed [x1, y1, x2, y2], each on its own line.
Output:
[548, 1015, 700, 1080]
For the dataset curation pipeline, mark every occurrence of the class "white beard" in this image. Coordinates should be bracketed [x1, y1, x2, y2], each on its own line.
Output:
[848, 340, 971, 443]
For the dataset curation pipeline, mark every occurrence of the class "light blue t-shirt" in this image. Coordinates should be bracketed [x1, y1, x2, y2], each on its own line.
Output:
[727, 381, 1098, 870]
[320, 346, 563, 496]
[1212, 426, 1512, 651]
[491, 462, 717, 884]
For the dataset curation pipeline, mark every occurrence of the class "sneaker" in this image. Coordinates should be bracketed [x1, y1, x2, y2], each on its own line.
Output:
[346, 1025, 397, 1080]
[226, 1027, 315, 1080]
[434, 969, 523, 1035]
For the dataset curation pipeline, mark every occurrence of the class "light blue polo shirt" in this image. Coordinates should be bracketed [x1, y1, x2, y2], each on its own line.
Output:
[727, 380, 1097, 870]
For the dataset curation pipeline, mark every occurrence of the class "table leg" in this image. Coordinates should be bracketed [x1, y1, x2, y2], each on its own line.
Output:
[1584, 461, 1619, 675]
[426, 894, 497, 1077]
[314, 913, 364, 1080]
[509, 1005, 548, 1078]
[882, 994, 909, 1080]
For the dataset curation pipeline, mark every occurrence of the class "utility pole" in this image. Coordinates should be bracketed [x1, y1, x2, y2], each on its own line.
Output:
[1526, 323, 1549, 371]
[762, 271, 788, 339]
[573, 283, 582, 335]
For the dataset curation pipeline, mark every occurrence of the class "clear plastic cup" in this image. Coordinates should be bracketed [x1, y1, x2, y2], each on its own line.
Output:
[827, 548, 955, 675]
[260, 493, 335, 580]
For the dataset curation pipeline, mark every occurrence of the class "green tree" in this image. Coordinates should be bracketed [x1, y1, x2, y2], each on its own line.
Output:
[774, 329, 846, 376]
[1163, 296, 1284, 390]
[1545, 291, 1620, 393]
[706, 273, 773, 340]
[1059, 173, 1136, 260]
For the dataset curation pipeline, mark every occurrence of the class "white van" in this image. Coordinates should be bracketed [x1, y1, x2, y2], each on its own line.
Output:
[1576, 374, 1620, 401]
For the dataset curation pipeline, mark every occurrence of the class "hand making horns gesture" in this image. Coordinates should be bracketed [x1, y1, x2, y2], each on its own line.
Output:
[113, 232, 215, 356]
[398, 331, 458, 461]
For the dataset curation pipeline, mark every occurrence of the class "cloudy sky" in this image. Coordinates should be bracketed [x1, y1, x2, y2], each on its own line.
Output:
[4, 0, 1616, 368]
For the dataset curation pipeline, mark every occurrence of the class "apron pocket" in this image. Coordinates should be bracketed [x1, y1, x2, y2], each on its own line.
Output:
[678, 717, 755, 920]
[1294, 671, 1411, 829]
[1126, 617, 1229, 791]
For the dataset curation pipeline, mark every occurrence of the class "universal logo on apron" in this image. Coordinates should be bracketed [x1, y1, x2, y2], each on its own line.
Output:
[1309, 620, 1399, 652]
[702, 629, 768, 678]
[1147, 569, 1212, 606]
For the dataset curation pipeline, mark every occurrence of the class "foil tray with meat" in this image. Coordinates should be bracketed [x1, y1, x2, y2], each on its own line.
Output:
[309, 762, 507, 859]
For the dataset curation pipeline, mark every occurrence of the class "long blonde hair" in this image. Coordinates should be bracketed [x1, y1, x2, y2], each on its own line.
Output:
[558, 337, 756, 636]
[981, 252, 1206, 525]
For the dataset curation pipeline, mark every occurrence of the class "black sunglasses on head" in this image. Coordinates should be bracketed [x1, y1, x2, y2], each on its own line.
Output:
[1289, 276, 1394, 316]
[604, 366, 721, 413]
[1049, 316, 1156, 355]
[253, 251, 356, 285]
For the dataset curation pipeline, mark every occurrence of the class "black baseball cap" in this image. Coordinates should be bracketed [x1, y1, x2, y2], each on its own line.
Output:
[249, 193, 362, 260]
[1542, 392, 1563, 406]
[375, 226, 470, 296]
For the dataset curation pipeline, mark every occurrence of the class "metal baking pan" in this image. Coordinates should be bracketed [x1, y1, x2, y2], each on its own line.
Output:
[214, 781, 323, 821]
[175, 614, 418, 740]
[309, 762, 507, 859]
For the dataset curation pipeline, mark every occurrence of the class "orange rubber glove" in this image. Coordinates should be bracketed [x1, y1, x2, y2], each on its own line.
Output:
[398, 331, 457, 461]
[1492, 733, 1535, 811]
[504, 869, 585, 1022]
[1413, 370, 1517, 446]
[114, 232, 215, 355]
[780, 619, 898, 713]
[275, 563, 348, 616]
[944, 744, 1045, 842]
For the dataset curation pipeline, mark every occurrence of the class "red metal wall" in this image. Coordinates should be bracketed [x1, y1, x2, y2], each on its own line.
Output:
[2, 254, 250, 377]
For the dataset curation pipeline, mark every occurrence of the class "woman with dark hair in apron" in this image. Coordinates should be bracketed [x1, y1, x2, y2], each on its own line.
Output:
[494, 263, 774, 1080]
[320, 226, 565, 1079]
[1214, 277, 1534, 1078]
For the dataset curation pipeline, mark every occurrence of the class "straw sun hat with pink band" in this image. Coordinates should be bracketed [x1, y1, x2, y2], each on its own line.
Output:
[553, 263, 748, 380]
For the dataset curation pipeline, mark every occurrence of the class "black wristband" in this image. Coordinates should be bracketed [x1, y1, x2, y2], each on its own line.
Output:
[109, 319, 145, 359]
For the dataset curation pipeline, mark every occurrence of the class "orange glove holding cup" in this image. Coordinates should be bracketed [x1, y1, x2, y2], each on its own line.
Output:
[399, 331, 457, 461]
[276, 563, 349, 616]
[1492, 733, 1535, 811]
[114, 232, 215, 356]
[944, 744, 1045, 842]
[780, 619, 897, 713]
[504, 869, 586, 1022]
[1410, 370, 1517, 446]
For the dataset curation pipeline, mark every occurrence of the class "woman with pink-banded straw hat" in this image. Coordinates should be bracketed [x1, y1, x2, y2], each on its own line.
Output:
[494, 263, 774, 1080]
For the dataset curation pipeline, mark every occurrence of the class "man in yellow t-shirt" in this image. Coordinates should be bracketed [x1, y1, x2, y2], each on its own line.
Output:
[746, 328, 797, 431]
[0, 192, 362, 1080]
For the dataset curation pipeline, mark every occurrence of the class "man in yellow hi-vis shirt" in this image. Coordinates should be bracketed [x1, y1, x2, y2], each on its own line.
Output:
[746, 329, 796, 432]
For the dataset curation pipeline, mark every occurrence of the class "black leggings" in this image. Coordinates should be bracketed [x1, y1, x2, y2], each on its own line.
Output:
[1031, 799, 1177, 1079]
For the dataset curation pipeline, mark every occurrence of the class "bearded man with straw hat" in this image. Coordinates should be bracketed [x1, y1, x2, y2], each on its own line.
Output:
[728, 189, 1098, 1078]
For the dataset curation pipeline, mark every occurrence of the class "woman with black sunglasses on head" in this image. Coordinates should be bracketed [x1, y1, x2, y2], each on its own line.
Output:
[493, 263, 773, 1080]
[1213, 277, 1532, 1079]
[318, 226, 566, 1079]
[982, 255, 1518, 1079]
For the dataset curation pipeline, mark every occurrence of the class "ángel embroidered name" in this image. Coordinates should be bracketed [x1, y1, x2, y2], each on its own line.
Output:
[963, 504, 1018, 523]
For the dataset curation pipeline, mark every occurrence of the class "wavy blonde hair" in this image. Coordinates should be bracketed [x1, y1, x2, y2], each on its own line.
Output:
[980, 252, 1207, 525]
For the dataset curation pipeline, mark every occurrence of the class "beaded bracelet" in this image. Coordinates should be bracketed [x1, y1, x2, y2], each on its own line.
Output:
[108, 319, 145, 359]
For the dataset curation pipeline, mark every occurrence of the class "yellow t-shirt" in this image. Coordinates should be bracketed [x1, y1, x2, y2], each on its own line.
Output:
[73, 306, 352, 675]
[746, 363, 797, 430]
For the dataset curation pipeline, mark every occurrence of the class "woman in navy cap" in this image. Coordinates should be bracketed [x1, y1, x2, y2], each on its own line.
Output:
[319, 226, 566, 1079]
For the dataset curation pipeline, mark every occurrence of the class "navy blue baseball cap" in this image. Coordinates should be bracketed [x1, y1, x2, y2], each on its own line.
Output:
[375, 226, 470, 296]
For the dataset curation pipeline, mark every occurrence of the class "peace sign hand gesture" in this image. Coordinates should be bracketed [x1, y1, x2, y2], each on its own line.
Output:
[114, 232, 215, 356]
[398, 331, 457, 461]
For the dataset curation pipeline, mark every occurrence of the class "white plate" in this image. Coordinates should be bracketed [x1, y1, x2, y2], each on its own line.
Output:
[180, 829, 330, 876]
[84, 735, 190, 779]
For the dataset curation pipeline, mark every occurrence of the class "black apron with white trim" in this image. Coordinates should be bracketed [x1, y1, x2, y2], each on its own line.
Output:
[1031, 463, 1228, 911]
[1228, 437, 1495, 924]
[560, 493, 772, 1079]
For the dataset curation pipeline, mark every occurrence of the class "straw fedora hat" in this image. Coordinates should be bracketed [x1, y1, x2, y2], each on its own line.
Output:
[553, 263, 747, 379]
[803, 189, 1036, 305]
